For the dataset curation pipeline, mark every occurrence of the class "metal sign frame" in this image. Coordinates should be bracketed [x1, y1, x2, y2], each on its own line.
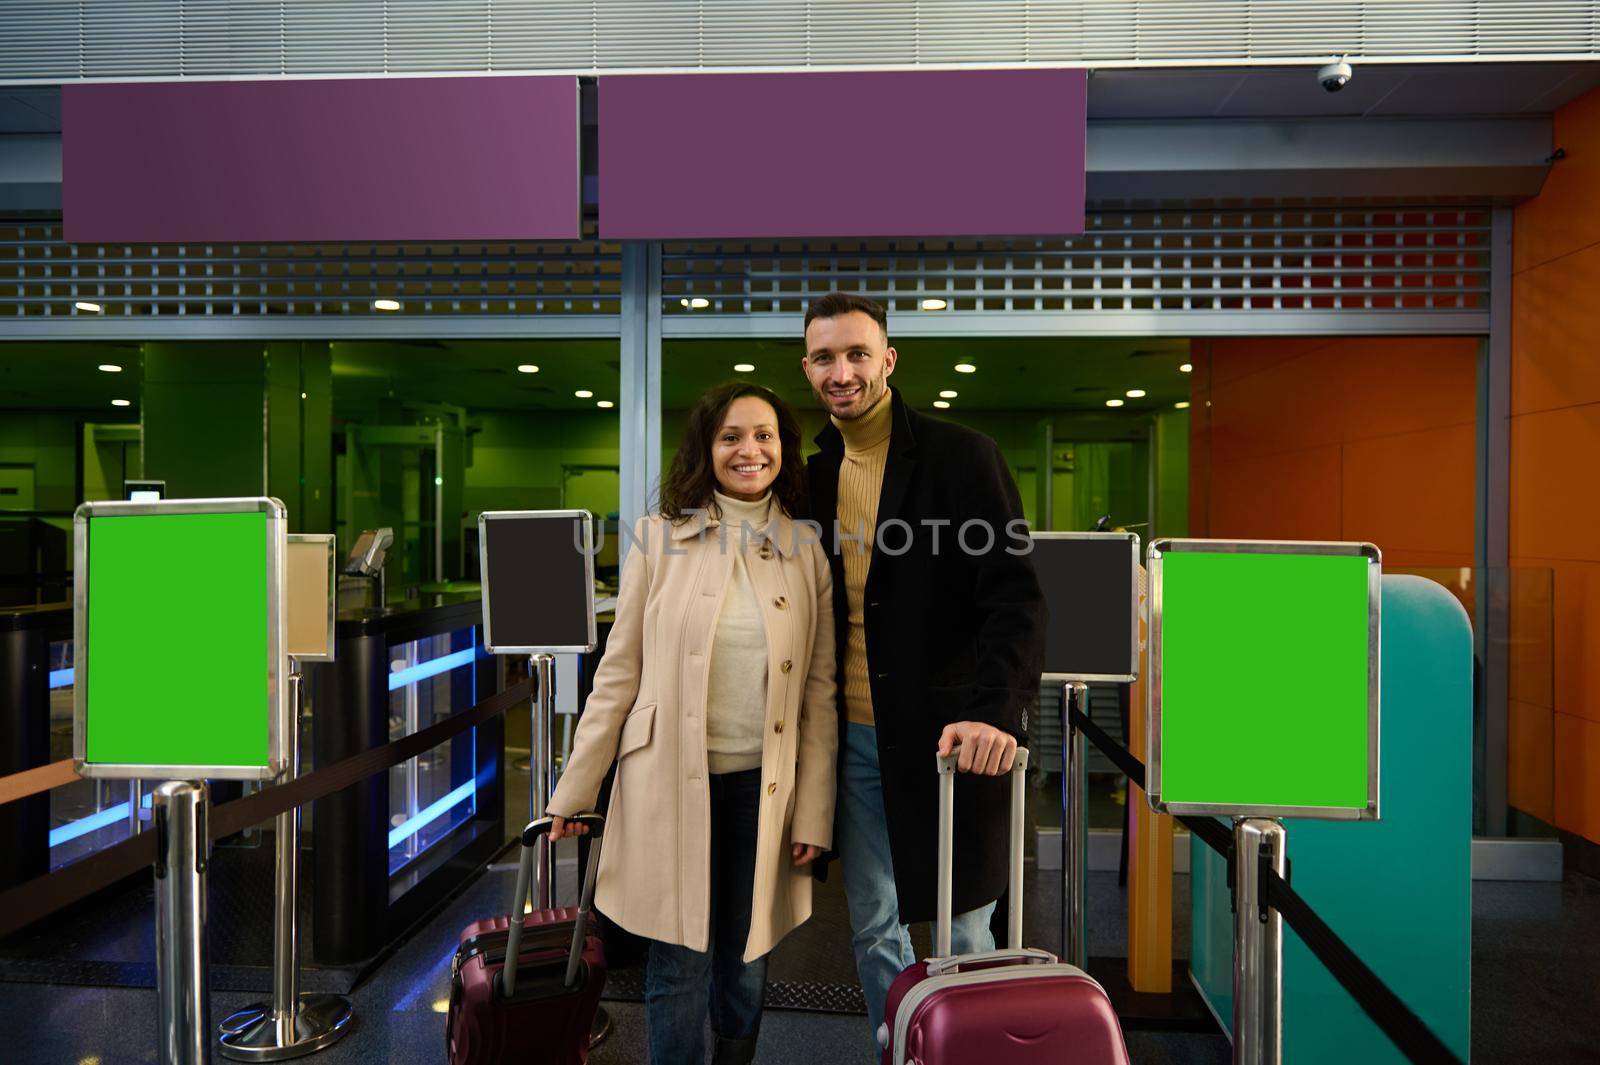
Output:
[73, 496, 288, 781]
[478, 508, 598, 655]
[286, 532, 337, 663]
[1032, 530, 1142, 684]
[1146, 537, 1382, 821]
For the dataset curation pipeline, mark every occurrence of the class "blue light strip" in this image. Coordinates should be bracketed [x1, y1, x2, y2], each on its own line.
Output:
[49, 802, 130, 848]
[387, 779, 476, 850]
[386, 648, 477, 691]
[48, 668, 73, 689]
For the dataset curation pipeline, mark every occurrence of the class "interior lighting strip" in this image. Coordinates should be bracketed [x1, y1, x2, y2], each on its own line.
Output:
[48, 668, 73, 689]
[49, 802, 131, 848]
[387, 648, 478, 691]
[388, 778, 476, 850]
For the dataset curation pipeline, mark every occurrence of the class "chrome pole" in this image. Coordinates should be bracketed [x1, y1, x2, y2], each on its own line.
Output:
[1232, 818, 1287, 1065]
[1063, 681, 1089, 969]
[532, 653, 556, 909]
[154, 781, 211, 1065]
[218, 667, 354, 1060]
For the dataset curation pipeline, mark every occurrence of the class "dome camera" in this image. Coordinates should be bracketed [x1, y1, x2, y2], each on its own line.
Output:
[1317, 58, 1353, 93]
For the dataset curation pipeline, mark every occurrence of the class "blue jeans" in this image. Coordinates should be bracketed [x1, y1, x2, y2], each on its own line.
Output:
[644, 768, 767, 1065]
[836, 722, 995, 1053]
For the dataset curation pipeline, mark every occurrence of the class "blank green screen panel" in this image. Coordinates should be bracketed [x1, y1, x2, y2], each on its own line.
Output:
[1159, 550, 1372, 812]
[86, 511, 271, 768]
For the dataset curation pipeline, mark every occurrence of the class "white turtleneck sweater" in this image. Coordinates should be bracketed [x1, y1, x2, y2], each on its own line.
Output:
[705, 490, 772, 774]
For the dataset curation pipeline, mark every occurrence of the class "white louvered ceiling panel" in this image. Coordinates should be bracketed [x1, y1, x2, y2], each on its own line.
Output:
[1, 2, 1597, 82]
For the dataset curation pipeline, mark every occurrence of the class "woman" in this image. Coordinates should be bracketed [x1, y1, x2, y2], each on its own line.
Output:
[547, 382, 838, 1065]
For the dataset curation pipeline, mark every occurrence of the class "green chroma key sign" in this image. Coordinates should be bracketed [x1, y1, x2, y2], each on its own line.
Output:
[74, 497, 288, 780]
[1147, 539, 1381, 820]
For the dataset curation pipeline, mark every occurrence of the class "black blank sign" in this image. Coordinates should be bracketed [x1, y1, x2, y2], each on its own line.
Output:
[481, 512, 595, 653]
[1031, 534, 1139, 681]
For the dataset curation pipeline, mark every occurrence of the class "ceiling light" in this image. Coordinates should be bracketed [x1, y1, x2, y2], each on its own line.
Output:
[955, 363, 976, 374]
[1126, 389, 1146, 398]
[373, 298, 401, 312]
[679, 297, 711, 309]
[933, 400, 951, 409]
[517, 364, 540, 374]
[575, 390, 593, 399]
[1180, 363, 1193, 373]
[1175, 401, 1191, 409]
[939, 390, 958, 399]
[75, 301, 102, 313]
[597, 400, 615, 409]
[300, 392, 307, 399]
[921, 298, 948, 310]
[98, 363, 122, 373]
[111, 399, 131, 407]
[734, 363, 756, 372]
[1105, 399, 1124, 408]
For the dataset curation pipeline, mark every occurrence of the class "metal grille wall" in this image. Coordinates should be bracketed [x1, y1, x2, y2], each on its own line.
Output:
[0, 224, 620, 318]
[3, 1, 1597, 82]
[660, 209, 1492, 319]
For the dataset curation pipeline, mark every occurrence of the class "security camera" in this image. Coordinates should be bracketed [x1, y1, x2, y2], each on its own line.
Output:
[1317, 58, 1353, 93]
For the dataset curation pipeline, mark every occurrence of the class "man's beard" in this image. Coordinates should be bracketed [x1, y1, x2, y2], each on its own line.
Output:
[819, 369, 887, 420]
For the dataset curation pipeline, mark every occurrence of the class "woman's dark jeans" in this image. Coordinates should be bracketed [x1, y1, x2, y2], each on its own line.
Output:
[644, 767, 767, 1065]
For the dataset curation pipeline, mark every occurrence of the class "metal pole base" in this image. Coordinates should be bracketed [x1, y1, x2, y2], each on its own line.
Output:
[589, 1005, 612, 1050]
[217, 994, 354, 1061]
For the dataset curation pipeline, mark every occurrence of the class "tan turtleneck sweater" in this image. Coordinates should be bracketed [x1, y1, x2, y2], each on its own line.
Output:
[705, 490, 772, 774]
[833, 390, 893, 727]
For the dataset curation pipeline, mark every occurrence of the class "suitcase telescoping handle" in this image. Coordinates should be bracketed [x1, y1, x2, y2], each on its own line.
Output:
[500, 812, 605, 998]
[935, 745, 1032, 960]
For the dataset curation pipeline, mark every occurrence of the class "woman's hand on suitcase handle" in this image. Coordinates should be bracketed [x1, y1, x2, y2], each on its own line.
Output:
[791, 842, 824, 866]
[937, 722, 1018, 776]
[548, 814, 589, 841]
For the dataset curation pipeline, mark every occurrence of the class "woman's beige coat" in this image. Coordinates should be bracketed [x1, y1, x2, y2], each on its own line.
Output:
[547, 508, 838, 962]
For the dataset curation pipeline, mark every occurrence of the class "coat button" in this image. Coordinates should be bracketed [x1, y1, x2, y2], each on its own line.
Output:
[775, 721, 784, 734]
[759, 544, 774, 560]
[767, 782, 777, 795]
[773, 596, 787, 609]
[780, 660, 793, 673]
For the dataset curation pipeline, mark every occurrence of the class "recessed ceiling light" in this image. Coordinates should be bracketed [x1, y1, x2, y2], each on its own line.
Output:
[1126, 389, 1146, 398]
[75, 301, 102, 313]
[596, 400, 615, 409]
[1175, 401, 1191, 409]
[1180, 363, 1193, 373]
[955, 363, 976, 374]
[933, 400, 951, 409]
[734, 363, 756, 372]
[679, 297, 711, 309]
[373, 298, 402, 311]
[300, 392, 307, 399]
[939, 389, 958, 399]
[922, 298, 948, 310]
[111, 399, 131, 407]
[575, 389, 593, 399]
[1105, 399, 1124, 408]
[98, 363, 122, 373]
[517, 364, 540, 374]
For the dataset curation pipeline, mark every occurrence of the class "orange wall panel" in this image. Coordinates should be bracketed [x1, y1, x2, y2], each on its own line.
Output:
[1510, 247, 1600, 416]
[1207, 444, 1343, 541]
[1513, 86, 1600, 274]
[1509, 699, 1555, 825]
[1203, 335, 1336, 386]
[1553, 712, 1600, 841]
[1508, 406, 1600, 562]
[1341, 424, 1476, 561]
[1334, 337, 1479, 441]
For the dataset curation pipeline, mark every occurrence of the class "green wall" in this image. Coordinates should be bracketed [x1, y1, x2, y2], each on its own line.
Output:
[0, 410, 91, 515]
[467, 411, 621, 518]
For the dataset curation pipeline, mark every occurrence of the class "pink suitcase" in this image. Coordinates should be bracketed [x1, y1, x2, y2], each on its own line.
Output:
[879, 749, 1130, 1065]
[447, 814, 607, 1065]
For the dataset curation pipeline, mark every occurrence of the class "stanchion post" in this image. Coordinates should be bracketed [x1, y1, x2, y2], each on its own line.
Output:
[531, 653, 557, 909]
[154, 780, 211, 1065]
[218, 666, 354, 1060]
[1232, 818, 1286, 1065]
[1062, 681, 1089, 969]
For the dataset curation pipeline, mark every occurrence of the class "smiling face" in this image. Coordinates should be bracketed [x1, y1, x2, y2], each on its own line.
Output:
[802, 309, 898, 420]
[711, 395, 782, 501]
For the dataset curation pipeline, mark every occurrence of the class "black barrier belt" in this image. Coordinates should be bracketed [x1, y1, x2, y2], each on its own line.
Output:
[1065, 704, 1464, 1065]
[0, 678, 534, 940]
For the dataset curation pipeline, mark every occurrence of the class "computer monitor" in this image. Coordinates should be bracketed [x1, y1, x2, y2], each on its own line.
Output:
[122, 479, 165, 503]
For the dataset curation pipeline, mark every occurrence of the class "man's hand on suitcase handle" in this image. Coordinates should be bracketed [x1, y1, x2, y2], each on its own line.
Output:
[937, 722, 1019, 776]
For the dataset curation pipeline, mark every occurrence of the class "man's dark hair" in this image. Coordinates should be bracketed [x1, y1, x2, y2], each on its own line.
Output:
[803, 291, 888, 338]
[658, 382, 809, 522]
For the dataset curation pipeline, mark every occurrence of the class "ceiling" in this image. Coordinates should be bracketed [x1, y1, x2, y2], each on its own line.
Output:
[4, 61, 1598, 137]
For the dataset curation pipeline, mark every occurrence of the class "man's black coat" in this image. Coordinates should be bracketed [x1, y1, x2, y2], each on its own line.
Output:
[807, 387, 1046, 923]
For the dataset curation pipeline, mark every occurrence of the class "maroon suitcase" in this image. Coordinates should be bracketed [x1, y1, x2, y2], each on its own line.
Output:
[878, 749, 1130, 1065]
[447, 813, 607, 1065]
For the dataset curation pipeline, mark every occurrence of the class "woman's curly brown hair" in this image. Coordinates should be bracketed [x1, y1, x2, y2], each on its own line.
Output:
[658, 382, 808, 522]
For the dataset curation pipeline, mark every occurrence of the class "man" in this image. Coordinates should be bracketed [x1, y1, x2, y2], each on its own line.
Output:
[800, 291, 1046, 1049]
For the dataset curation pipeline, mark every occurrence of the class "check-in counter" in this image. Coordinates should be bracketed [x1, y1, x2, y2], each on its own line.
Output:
[310, 593, 503, 964]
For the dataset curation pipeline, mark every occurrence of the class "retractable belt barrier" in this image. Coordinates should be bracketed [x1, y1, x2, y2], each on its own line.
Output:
[0, 677, 534, 941]
[1067, 706, 1463, 1065]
